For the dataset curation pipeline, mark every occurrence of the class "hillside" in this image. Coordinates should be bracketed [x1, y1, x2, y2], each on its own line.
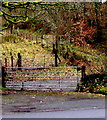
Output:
[2, 33, 56, 67]
[2, 31, 107, 74]
[1, 2, 107, 94]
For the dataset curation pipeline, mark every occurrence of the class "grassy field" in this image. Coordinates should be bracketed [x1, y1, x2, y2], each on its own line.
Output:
[1, 32, 107, 94]
[2, 33, 107, 74]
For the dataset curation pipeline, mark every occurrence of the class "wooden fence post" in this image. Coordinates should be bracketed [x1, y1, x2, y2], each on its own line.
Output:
[18, 53, 22, 70]
[53, 43, 58, 67]
[56, 35, 59, 50]
[11, 56, 13, 70]
[81, 66, 86, 80]
[53, 44, 55, 54]
[5, 58, 7, 67]
[55, 49, 58, 67]
[54, 35, 59, 67]
[2, 66, 6, 88]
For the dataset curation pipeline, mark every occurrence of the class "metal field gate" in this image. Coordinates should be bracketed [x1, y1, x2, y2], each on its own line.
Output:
[2, 66, 82, 91]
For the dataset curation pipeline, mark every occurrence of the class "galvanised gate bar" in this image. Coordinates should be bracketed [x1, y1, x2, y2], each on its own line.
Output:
[2, 66, 82, 91]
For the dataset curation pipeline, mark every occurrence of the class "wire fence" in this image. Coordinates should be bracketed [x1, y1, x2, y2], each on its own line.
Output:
[3, 53, 58, 68]
[13, 30, 72, 47]
[21, 54, 55, 67]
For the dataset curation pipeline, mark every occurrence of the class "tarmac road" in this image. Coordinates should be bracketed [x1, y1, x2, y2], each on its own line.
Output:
[3, 108, 105, 118]
[2, 94, 106, 119]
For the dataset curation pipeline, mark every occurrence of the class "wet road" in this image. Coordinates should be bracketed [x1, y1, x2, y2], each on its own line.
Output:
[2, 94, 105, 118]
[3, 108, 105, 118]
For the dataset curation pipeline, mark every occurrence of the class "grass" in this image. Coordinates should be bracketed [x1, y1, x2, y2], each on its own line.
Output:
[2, 32, 106, 75]
[19, 90, 105, 99]
[2, 34, 54, 68]
[2, 31, 107, 95]
[2, 41, 49, 57]
[59, 44, 107, 74]
[0, 86, 8, 91]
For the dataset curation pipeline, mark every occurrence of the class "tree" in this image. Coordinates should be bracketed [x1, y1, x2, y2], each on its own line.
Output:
[2, 2, 29, 33]
[1, 2, 58, 33]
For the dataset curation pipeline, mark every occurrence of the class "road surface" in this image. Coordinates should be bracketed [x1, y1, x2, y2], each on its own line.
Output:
[3, 108, 105, 118]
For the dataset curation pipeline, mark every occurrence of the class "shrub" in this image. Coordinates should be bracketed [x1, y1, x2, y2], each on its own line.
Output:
[97, 87, 107, 94]
[77, 74, 107, 94]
